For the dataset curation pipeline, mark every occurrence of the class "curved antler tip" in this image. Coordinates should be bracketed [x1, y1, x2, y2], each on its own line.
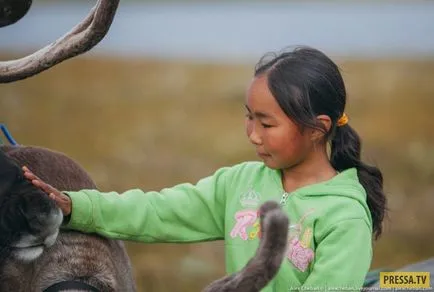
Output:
[0, 0, 119, 83]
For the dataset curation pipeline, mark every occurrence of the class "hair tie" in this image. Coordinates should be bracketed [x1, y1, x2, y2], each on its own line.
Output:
[337, 113, 348, 127]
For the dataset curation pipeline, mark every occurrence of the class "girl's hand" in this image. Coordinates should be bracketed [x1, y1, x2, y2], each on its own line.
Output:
[22, 166, 72, 216]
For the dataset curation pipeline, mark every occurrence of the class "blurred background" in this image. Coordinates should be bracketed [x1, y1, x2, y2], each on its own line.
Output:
[1, 0, 434, 291]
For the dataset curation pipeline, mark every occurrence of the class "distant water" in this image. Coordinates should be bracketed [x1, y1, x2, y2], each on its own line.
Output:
[1, 1, 434, 63]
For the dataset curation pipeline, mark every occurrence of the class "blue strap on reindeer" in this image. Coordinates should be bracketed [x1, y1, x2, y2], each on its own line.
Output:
[0, 124, 19, 146]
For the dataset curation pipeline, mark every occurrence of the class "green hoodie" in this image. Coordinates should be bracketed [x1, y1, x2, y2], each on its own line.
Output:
[64, 161, 373, 291]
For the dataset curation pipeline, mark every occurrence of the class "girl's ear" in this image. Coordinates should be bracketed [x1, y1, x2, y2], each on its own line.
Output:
[310, 115, 332, 142]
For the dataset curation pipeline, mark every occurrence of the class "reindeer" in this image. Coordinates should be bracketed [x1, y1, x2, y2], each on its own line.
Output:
[0, 145, 137, 292]
[0, 1, 290, 291]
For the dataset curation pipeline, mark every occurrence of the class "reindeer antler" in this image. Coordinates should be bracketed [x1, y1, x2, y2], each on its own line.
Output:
[0, 0, 120, 83]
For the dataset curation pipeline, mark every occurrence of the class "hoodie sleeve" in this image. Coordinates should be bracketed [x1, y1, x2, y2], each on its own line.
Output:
[301, 218, 372, 291]
[62, 166, 231, 243]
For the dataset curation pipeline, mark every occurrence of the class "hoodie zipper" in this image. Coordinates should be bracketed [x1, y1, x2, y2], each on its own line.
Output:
[279, 192, 290, 205]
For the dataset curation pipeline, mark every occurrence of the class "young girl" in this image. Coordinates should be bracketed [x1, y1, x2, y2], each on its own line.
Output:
[24, 46, 386, 291]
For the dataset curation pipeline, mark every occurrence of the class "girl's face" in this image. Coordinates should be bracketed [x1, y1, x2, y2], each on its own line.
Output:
[245, 75, 315, 170]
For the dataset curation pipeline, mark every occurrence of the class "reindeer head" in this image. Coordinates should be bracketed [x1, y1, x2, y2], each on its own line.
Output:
[0, 149, 63, 262]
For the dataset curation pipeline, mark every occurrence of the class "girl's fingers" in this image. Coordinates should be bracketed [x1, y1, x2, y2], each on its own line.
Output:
[50, 193, 63, 205]
[22, 166, 44, 182]
[23, 169, 37, 181]
[50, 192, 71, 216]
[32, 179, 58, 195]
[22, 166, 59, 193]
[22, 166, 71, 215]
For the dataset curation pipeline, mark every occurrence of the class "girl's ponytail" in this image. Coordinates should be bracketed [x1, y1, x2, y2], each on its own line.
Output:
[330, 122, 387, 239]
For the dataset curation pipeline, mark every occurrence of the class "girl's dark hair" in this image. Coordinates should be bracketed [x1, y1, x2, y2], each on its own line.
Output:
[254, 46, 386, 239]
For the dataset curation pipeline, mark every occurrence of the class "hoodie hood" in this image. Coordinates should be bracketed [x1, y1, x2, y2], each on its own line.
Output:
[270, 167, 372, 229]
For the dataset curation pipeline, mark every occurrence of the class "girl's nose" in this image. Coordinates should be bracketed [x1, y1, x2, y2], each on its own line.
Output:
[248, 126, 262, 146]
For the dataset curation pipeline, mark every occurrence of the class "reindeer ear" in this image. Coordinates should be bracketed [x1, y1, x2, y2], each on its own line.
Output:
[0, 150, 21, 196]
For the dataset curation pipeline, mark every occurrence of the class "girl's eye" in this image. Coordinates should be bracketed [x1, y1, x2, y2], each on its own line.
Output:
[262, 123, 272, 128]
[245, 113, 253, 120]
